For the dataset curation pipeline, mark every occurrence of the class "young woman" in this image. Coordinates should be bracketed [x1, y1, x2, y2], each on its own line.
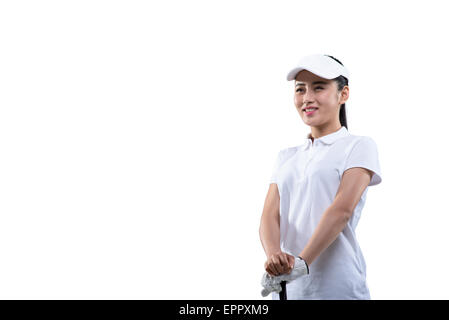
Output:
[259, 54, 382, 300]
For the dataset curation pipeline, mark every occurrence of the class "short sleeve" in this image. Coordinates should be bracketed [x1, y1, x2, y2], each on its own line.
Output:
[343, 137, 382, 186]
[269, 150, 284, 185]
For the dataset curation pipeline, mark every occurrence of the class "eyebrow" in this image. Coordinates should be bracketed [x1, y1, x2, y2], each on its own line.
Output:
[295, 81, 329, 86]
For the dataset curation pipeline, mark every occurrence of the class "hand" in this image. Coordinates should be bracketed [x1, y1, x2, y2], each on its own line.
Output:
[275, 256, 309, 281]
[260, 257, 309, 297]
[264, 251, 296, 276]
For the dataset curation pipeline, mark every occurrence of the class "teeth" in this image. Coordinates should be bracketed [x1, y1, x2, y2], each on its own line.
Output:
[305, 108, 317, 112]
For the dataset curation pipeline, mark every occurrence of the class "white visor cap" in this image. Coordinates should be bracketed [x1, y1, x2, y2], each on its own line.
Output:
[286, 54, 350, 81]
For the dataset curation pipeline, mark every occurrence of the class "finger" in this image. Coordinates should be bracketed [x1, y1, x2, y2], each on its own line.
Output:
[270, 256, 281, 275]
[265, 262, 276, 277]
[271, 258, 283, 276]
[291, 257, 296, 270]
[274, 254, 287, 274]
[279, 254, 290, 273]
[267, 266, 277, 277]
[287, 255, 295, 269]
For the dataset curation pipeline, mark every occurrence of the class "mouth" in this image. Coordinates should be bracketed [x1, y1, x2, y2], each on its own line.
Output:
[303, 107, 319, 115]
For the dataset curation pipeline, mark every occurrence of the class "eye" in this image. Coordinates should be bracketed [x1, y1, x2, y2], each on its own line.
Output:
[296, 86, 324, 93]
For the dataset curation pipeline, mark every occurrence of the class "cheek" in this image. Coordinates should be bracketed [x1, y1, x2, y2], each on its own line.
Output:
[320, 91, 334, 102]
[294, 94, 301, 106]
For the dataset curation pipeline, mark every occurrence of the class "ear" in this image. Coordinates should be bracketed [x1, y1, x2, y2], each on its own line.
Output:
[339, 86, 349, 104]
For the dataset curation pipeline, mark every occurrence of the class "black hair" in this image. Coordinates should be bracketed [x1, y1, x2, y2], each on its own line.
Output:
[324, 55, 349, 130]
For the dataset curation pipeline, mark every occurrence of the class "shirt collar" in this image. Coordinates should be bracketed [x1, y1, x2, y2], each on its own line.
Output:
[301, 126, 349, 151]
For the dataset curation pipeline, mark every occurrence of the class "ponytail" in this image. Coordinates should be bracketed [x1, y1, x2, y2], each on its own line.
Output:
[324, 55, 349, 130]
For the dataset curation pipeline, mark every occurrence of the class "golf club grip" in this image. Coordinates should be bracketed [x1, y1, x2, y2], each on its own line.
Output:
[280, 281, 287, 300]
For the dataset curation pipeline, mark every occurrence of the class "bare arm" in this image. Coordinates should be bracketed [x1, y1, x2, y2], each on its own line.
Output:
[260, 183, 294, 276]
[299, 167, 374, 266]
[259, 183, 281, 257]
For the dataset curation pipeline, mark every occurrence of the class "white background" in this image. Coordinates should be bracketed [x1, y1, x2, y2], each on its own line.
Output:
[0, 0, 448, 299]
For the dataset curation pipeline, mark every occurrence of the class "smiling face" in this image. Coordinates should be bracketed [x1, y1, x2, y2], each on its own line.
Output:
[294, 70, 348, 131]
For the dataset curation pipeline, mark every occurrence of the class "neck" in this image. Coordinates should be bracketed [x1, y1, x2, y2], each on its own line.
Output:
[309, 123, 342, 141]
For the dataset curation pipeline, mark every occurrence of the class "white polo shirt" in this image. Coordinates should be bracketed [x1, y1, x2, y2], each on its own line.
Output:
[269, 126, 382, 300]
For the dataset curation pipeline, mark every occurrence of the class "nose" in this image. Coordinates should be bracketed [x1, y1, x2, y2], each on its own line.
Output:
[303, 88, 315, 101]
[302, 89, 315, 107]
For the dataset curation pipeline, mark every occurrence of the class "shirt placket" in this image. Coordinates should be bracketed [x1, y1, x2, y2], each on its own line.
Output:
[303, 142, 317, 176]
[302, 142, 318, 218]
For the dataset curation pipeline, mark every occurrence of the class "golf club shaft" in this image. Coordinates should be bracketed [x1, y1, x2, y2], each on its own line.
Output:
[280, 281, 287, 300]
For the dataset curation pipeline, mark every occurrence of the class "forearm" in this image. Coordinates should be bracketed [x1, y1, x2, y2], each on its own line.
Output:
[259, 214, 281, 257]
[299, 204, 349, 266]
